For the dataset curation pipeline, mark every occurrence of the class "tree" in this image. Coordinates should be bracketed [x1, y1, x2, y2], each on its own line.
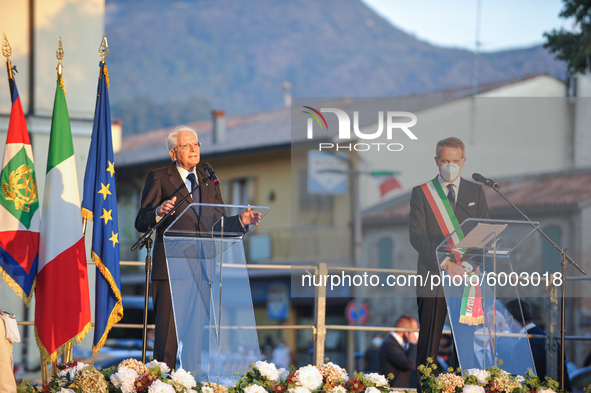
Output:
[544, 0, 591, 74]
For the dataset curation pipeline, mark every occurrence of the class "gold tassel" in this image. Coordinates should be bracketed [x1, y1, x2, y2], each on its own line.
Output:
[34, 321, 92, 364]
[91, 251, 124, 355]
[0, 268, 35, 306]
[459, 315, 485, 326]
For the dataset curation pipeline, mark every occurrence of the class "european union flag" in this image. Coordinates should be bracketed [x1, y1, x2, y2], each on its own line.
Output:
[81, 60, 123, 355]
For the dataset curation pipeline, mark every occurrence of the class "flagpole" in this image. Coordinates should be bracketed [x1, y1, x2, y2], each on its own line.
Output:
[42, 36, 67, 386]
[56, 37, 74, 368]
[2, 34, 14, 81]
[82, 34, 110, 237]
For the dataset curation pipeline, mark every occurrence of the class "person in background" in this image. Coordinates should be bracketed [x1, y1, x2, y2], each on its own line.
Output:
[262, 336, 274, 361]
[364, 334, 383, 373]
[505, 299, 572, 391]
[379, 315, 419, 389]
[272, 338, 296, 369]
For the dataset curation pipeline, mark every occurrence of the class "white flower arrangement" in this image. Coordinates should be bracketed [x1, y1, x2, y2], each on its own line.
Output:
[463, 385, 485, 393]
[363, 373, 388, 387]
[110, 366, 140, 393]
[26, 357, 548, 393]
[331, 385, 347, 393]
[464, 368, 491, 385]
[418, 358, 571, 393]
[147, 359, 171, 376]
[148, 379, 176, 393]
[171, 368, 198, 390]
[295, 365, 324, 391]
[57, 361, 89, 381]
[255, 360, 280, 382]
[244, 384, 269, 393]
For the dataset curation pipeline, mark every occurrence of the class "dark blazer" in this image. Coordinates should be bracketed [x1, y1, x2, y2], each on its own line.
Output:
[135, 163, 242, 280]
[379, 334, 418, 388]
[409, 177, 489, 284]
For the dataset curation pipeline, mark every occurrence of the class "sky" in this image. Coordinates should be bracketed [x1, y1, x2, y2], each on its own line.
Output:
[362, 0, 573, 52]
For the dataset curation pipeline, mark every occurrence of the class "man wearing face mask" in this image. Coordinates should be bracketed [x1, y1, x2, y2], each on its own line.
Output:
[364, 334, 383, 373]
[379, 315, 419, 389]
[409, 137, 489, 387]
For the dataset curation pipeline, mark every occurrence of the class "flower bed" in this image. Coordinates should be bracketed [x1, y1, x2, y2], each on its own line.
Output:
[417, 358, 579, 393]
[16, 357, 587, 393]
[16, 359, 390, 393]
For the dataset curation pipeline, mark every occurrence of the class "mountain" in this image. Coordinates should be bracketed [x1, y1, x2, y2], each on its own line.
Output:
[105, 0, 566, 135]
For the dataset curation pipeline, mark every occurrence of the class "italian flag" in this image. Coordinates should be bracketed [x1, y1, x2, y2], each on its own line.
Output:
[372, 171, 402, 197]
[35, 75, 91, 363]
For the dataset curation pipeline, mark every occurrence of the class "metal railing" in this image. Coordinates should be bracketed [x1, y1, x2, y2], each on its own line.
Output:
[15, 260, 591, 380]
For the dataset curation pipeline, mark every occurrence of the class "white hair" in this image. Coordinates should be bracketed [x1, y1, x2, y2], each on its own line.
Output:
[166, 126, 198, 152]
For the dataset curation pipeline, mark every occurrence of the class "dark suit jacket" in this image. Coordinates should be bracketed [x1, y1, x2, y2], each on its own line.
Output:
[379, 334, 418, 388]
[409, 176, 489, 295]
[135, 163, 242, 280]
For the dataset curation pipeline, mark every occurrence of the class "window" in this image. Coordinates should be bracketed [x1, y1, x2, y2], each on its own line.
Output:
[542, 225, 561, 274]
[224, 177, 255, 216]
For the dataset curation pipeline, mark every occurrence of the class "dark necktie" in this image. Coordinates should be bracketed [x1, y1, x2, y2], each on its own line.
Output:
[187, 172, 200, 204]
[447, 183, 455, 211]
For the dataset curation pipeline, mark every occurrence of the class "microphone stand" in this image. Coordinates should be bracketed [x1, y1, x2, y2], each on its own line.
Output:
[488, 183, 586, 389]
[131, 176, 208, 363]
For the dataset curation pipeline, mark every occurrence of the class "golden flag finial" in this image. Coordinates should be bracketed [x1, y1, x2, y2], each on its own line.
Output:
[99, 34, 109, 63]
[56, 37, 64, 76]
[3, 33, 14, 80]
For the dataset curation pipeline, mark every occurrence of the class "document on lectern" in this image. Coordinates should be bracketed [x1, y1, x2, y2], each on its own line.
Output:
[455, 223, 508, 249]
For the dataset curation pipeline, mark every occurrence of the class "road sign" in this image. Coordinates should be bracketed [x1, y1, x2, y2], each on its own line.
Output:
[345, 300, 369, 325]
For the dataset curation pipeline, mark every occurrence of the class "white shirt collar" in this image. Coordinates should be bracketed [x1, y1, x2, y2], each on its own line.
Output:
[437, 173, 461, 189]
[519, 323, 536, 334]
[391, 331, 404, 347]
[176, 164, 192, 178]
[176, 164, 198, 192]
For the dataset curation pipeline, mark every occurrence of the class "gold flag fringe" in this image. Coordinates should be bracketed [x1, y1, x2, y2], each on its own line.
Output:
[91, 250, 123, 356]
[34, 321, 92, 364]
[103, 64, 110, 88]
[0, 267, 35, 307]
[58, 74, 65, 95]
[80, 207, 94, 222]
[459, 315, 484, 326]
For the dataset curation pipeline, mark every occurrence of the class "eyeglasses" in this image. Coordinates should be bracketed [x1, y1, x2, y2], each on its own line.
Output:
[176, 142, 201, 149]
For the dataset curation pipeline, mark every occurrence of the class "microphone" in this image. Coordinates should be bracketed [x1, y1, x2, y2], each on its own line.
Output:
[203, 162, 220, 185]
[472, 173, 500, 189]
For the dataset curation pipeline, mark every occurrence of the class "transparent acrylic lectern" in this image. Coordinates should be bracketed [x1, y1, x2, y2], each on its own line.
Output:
[163, 203, 269, 383]
[436, 218, 540, 374]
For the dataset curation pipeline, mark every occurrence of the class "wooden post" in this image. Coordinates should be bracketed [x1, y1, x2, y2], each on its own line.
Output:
[313, 262, 327, 366]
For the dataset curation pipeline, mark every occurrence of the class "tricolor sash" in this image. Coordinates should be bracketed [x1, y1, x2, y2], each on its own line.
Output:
[421, 178, 483, 326]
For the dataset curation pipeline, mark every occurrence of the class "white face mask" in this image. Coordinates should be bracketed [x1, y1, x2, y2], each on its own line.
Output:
[372, 337, 383, 347]
[440, 163, 461, 182]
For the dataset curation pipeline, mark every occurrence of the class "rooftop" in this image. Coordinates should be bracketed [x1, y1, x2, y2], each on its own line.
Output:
[115, 73, 563, 169]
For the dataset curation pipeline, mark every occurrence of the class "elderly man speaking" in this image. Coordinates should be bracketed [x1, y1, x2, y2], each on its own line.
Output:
[135, 125, 261, 370]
